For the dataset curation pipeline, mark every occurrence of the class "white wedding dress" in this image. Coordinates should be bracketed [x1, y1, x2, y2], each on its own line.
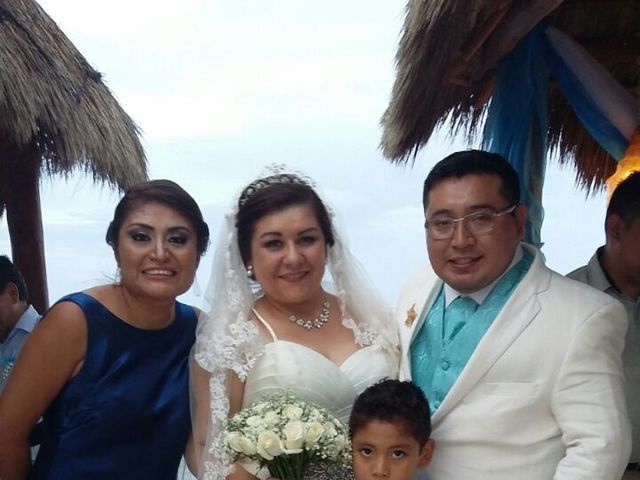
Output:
[240, 309, 398, 479]
[195, 188, 400, 480]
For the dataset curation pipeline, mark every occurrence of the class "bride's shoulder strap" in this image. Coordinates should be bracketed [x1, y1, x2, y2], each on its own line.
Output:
[251, 308, 278, 342]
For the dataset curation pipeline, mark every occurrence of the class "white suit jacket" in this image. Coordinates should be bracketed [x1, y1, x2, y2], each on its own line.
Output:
[396, 244, 631, 480]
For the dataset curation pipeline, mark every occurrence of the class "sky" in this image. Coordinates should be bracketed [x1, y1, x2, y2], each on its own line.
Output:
[0, 0, 608, 310]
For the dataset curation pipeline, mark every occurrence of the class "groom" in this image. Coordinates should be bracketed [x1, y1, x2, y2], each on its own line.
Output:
[396, 150, 631, 480]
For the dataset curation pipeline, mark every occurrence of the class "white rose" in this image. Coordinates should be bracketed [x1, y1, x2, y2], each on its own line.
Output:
[282, 405, 303, 420]
[283, 420, 305, 452]
[257, 431, 284, 460]
[246, 415, 264, 427]
[304, 421, 325, 446]
[264, 410, 280, 428]
[307, 408, 321, 420]
[226, 432, 242, 450]
[226, 432, 257, 456]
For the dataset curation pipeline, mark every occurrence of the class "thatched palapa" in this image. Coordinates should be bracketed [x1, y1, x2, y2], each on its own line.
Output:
[381, 0, 640, 191]
[0, 0, 147, 311]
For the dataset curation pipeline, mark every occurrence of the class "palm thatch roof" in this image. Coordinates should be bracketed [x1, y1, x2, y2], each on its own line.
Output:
[0, 0, 147, 195]
[0, 0, 147, 312]
[381, 0, 640, 192]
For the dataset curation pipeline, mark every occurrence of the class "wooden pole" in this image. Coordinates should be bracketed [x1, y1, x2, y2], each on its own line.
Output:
[1, 142, 48, 314]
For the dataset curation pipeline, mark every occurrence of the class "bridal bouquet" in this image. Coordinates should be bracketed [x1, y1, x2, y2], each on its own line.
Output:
[223, 392, 350, 480]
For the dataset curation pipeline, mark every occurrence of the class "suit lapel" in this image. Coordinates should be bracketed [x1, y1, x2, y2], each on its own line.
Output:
[408, 282, 442, 343]
[397, 268, 441, 379]
[432, 247, 551, 424]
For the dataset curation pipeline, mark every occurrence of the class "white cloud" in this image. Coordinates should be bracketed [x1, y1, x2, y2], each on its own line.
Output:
[38, 0, 401, 141]
[1, 1, 607, 307]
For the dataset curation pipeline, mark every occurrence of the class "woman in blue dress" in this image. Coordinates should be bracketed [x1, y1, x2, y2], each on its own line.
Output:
[0, 180, 209, 480]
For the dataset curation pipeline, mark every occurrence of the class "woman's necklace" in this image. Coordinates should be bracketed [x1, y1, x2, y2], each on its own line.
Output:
[289, 300, 331, 330]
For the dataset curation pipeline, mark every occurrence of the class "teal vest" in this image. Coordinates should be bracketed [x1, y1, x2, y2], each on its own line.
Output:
[411, 251, 533, 413]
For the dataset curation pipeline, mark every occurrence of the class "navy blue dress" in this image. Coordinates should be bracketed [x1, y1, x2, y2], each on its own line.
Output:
[30, 292, 196, 480]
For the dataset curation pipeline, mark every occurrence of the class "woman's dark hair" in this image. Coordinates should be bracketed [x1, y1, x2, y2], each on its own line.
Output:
[106, 179, 210, 256]
[236, 174, 334, 265]
[349, 379, 432, 447]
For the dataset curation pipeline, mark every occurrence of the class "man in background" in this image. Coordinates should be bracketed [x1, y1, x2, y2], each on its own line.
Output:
[0, 255, 41, 393]
[568, 171, 640, 479]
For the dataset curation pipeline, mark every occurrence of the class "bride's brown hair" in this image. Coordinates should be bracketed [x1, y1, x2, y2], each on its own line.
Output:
[235, 174, 335, 266]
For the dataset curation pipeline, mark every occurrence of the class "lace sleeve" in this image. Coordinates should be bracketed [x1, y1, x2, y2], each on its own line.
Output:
[192, 209, 266, 479]
[192, 318, 265, 479]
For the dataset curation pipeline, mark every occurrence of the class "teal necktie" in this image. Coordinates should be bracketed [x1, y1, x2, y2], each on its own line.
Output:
[444, 296, 478, 342]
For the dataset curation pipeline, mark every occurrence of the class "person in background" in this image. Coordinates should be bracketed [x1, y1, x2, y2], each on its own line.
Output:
[0, 179, 209, 480]
[0, 255, 40, 393]
[396, 150, 630, 479]
[568, 171, 640, 479]
[349, 379, 434, 480]
[191, 172, 398, 480]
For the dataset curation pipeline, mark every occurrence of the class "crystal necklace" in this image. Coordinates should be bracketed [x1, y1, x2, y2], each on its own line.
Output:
[289, 300, 331, 330]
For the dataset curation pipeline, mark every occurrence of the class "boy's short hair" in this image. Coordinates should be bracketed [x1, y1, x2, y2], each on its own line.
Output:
[349, 379, 432, 447]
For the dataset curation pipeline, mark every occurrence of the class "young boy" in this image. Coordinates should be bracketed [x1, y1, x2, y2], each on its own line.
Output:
[349, 379, 434, 480]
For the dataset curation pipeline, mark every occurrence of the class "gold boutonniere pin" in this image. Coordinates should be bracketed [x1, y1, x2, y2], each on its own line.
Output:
[405, 303, 417, 327]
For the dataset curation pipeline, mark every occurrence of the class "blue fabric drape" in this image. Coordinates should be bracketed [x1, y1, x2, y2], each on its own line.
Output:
[482, 26, 548, 247]
[482, 25, 630, 246]
[542, 31, 628, 161]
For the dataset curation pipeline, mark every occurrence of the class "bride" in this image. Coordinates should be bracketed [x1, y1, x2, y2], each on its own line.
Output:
[191, 172, 398, 480]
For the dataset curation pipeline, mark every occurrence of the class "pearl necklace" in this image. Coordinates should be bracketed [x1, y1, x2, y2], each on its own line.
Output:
[289, 300, 331, 330]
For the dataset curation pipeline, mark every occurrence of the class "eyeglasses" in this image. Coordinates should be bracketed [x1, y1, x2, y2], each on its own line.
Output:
[424, 204, 518, 240]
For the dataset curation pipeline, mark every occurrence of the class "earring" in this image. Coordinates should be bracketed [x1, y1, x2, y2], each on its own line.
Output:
[246, 265, 255, 280]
